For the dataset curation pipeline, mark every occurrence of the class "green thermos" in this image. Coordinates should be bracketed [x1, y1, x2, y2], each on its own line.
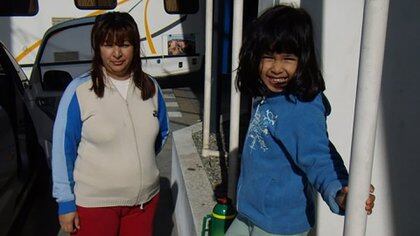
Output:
[201, 198, 236, 236]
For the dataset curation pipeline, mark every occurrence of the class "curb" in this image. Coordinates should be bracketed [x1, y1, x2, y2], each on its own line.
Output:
[171, 122, 215, 236]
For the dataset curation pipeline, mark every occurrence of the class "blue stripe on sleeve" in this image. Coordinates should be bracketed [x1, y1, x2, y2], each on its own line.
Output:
[52, 76, 89, 215]
[65, 95, 81, 186]
[155, 85, 170, 154]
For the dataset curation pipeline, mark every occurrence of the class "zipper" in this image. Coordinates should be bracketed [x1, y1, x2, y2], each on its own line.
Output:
[236, 97, 266, 211]
[112, 78, 144, 206]
[236, 181, 242, 211]
[125, 99, 144, 206]
[254, 96, 265, 114]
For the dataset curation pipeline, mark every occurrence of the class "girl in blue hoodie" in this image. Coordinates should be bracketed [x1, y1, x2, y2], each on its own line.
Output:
[226, 5, 375, 236]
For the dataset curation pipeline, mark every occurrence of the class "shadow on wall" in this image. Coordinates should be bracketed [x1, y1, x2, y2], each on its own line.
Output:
[381, 0, 420, 235]
[300, 0, 323, 70]
[299, 1, 323, 234]
[301, 0, 420, 235]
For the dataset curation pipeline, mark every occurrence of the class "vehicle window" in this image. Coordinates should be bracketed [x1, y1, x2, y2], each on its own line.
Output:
[0, 46, 25, 94]
[0, 0, 38, 16]
[75, 0, 117, 9]
[39, 23, 93, 91]
[164, 0, 199, 14]
[40, 24, 93, 65]
[0, 43, 29, 94]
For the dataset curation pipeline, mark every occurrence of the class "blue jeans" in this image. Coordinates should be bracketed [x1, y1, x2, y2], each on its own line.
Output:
[226, 216, 310, 236]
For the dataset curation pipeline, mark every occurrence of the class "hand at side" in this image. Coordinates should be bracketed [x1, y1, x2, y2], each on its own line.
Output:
[59, 211, 80, 233]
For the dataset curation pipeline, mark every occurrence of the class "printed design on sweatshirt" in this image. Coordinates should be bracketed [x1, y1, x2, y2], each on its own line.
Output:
[248, 108, 277, 152]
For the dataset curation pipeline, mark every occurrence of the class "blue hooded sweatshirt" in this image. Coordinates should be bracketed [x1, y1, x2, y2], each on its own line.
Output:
[236, 92, 349, 234]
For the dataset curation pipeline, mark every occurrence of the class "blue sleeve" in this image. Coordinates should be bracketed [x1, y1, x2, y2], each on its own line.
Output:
[51, 81, 83, 215]
[155, 85, 169, 154]
[293, 96, 348, 215]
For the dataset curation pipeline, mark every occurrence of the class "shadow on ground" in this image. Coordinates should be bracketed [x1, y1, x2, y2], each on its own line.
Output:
[154, 177, 176, 236]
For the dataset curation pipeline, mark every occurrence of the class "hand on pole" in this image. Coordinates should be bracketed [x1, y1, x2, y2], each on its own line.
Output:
[336, 185, 375, 215]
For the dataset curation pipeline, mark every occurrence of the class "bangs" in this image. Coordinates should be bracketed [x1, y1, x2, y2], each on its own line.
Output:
[101, 24, 136, 46]
[258, 27, 300, 56]
[254, 10, 304, 56]
[269, 31, 300, 55]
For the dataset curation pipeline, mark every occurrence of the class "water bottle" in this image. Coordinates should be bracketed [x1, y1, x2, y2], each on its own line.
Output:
[201, 198, 236, 236]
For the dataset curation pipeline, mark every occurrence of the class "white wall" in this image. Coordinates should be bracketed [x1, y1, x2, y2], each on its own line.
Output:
[260, 0, 420, 235]
[302, 0, 420, 235]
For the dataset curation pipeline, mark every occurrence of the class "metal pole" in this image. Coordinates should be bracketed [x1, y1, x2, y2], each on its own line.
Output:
[343, 0, 390, 235]
[202, 0, 213, 157]
[227, 0, 243, 202]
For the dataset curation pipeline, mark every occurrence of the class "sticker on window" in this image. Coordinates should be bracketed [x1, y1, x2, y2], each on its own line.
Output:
[167, 34, 196, 56]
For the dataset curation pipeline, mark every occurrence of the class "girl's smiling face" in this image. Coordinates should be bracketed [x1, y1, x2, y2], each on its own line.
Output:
[259, 52, 298, 93]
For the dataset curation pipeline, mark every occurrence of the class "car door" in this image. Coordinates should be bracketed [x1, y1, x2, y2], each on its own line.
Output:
[0, 44, 41, 235]
[10, 17, 95, 167]
[0, 41, 45, 165]
[0, 105, 19, 236]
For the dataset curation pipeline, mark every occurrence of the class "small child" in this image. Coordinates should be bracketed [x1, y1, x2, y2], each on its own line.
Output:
[226, 5, 375, 236]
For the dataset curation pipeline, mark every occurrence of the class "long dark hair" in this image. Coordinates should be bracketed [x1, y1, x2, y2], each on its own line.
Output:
[90, 12, 155, 100]
[237, 5, 324, 101]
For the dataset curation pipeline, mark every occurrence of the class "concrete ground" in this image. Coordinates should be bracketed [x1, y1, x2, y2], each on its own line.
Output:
[154, 83, 204, 236]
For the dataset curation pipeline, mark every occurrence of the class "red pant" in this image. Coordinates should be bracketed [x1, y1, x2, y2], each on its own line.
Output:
[72, 194, 159, 236]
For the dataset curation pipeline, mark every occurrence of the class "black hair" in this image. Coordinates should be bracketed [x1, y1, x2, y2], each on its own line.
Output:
[90, 12, 155, 100]
[236, 5, 324, 101]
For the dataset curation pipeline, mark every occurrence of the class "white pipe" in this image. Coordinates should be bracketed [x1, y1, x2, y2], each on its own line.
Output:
[227, 0, 244, 201]
[202, 0, 213, 156]
[343, 0, 390, 235]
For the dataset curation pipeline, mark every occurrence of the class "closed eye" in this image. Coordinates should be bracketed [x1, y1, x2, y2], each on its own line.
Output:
[283, 54, 298, 61]
[122, 41, 132, 48]
[261, 54, 275, 60]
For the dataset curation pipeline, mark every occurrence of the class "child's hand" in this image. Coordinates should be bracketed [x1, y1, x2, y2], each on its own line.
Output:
[335, 185, 375, 215]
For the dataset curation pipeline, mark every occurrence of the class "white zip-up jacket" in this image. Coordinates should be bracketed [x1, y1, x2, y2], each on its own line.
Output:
[52, 73, 169, 215]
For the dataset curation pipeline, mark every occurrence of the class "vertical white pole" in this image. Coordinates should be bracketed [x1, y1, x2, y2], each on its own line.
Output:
[227, 0, 244, 201]
[202, 0, 213, 156]
[344, 0, 390, 235]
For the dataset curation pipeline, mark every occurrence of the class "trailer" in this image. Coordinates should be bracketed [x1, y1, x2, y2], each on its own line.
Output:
[0, 0, 205, 78]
